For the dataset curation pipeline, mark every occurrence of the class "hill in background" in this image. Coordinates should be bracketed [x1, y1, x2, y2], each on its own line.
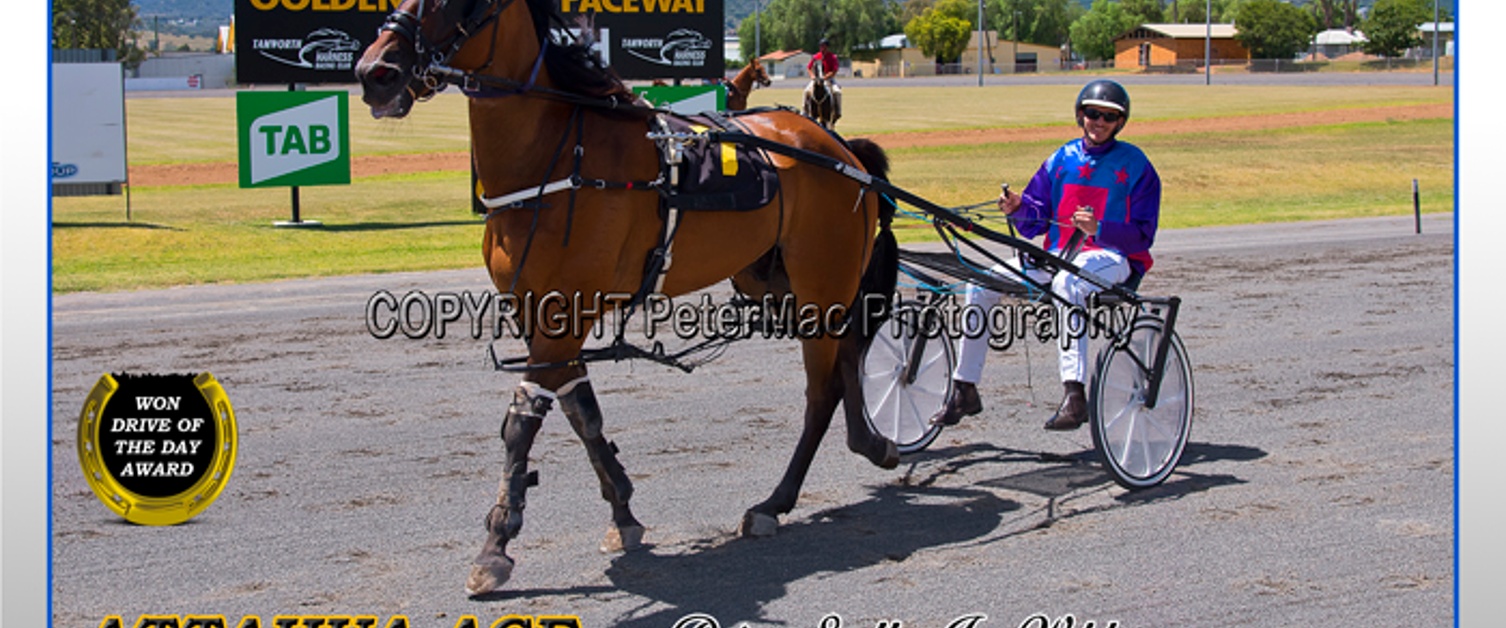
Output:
[136, 0, 231, 38]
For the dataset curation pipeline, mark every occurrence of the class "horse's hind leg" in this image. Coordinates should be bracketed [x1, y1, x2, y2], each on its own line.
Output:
[466, 381, 551, 596]
[737, 333, 897, 537]
[557, 372, 645, 553]
[741, 337, 844, 537]
[839, 331, 896, 466]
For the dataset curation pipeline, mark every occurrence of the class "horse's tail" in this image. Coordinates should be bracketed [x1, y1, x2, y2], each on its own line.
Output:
[848, 138, 898, 340]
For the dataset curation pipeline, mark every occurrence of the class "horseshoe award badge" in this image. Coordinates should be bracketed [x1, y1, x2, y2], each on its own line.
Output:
[77, 372, 239, 526]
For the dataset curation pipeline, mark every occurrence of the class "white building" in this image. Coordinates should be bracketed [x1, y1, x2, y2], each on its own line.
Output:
[1312, 28, 1366, 58]
[1417, 22, 1454, 58]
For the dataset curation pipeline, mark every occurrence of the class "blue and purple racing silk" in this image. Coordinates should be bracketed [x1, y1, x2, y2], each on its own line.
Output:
[1013, 137, 1161, 274]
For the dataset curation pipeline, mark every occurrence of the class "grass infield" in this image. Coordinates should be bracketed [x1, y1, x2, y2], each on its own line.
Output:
[53, 84, 1453, 293]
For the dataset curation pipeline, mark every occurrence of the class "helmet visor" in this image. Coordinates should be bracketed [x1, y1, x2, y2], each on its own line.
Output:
[1079, 98, 1126, 113]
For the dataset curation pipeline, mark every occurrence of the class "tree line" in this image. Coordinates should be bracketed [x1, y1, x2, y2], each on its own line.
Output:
[736, 0, 1451, 66]
[53, 0, 147, 66]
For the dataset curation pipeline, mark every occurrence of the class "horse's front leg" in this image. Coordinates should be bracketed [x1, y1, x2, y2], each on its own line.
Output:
[466, 378, 553, 596]
[556, 369, 645, 553]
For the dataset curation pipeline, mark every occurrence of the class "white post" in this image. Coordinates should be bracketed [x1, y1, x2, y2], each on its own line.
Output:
[755, 0, 761, 61]
[1205, 0, 1212, 85]
[977, 0, 985, 86]
[1432, 0, 1440, 86]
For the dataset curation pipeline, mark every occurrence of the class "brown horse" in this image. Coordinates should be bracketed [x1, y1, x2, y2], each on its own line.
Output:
[356, 0, 899, 596]
[725, 62, 771, 110]
[803, 77, 839, 128]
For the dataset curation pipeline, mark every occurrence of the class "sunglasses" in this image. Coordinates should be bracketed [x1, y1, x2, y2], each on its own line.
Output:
[1081, 108, 1123, 123]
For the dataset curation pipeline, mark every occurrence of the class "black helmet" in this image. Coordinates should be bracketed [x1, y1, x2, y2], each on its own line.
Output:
[819, 38, 830, 47]
[1075, 79, 1130, 119]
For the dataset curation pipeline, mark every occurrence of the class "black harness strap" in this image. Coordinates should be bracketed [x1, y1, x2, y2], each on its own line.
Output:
[563, 109, 586, 247]
[502, 105, 581, 295]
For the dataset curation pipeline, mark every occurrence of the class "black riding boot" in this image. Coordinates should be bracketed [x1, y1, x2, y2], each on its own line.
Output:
[933, 380, 982, 426]
[1044, 380, 1088, 431]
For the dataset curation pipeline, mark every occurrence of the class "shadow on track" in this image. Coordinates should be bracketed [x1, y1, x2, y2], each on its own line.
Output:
[592, 483, 1017, 627]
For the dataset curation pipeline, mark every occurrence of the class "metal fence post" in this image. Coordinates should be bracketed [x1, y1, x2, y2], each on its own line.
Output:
[1414, 179, 1422, 234]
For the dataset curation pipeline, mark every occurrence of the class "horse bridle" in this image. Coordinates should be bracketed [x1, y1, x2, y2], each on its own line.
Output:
[379, 0, 513, 93]
[379, 0, 635, 108]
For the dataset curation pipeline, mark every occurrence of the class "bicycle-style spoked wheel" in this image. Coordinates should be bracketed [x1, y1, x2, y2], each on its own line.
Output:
[1090, 317, 1194, 489]
[860, 302, 954, 454]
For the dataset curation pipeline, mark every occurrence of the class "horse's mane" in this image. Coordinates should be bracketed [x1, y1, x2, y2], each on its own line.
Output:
[524, 0, 637, 102]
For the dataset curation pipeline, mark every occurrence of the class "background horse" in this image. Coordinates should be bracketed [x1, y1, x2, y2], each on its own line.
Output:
[725, 62, 771, 111]
[356, 0, 898, 596]
[803, 77, 838, 128]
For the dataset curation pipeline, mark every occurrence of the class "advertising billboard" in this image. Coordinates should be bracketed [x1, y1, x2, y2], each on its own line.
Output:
[234, 0, 393, 84]
[50, 63, 127, 190]
[562, 0, 725, 81]
[237, 91, 352, 188]
[235, 0, 724, 84]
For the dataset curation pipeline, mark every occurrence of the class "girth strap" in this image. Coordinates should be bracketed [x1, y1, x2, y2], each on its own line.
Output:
[479, 178, 576, 211]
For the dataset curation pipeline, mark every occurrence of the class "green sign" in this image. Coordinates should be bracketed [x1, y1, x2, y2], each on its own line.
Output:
[237, 91, 350, 188]
[631, 85, 725, 114]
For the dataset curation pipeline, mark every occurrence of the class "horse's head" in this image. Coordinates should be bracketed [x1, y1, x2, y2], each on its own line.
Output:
[750, 62, 771, 88]
[354, 0, 520, 119]
[807, 77, 828, 99]
[356, 0, 629, 118]
[803, 77, 835, 127]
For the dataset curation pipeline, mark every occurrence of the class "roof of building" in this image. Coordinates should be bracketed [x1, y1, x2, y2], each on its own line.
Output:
[1119, 23, 1238, 40]
[1314, 28, 1367, 45]
[757, 50, 808, 62]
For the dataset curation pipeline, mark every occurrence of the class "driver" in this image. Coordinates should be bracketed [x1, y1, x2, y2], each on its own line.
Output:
[935, 79, 1162, 432]
[805, 38, 842, 124]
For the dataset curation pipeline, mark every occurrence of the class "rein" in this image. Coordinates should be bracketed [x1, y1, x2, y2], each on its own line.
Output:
[427, 60, 660, 113]
[415, 21, 552, 102]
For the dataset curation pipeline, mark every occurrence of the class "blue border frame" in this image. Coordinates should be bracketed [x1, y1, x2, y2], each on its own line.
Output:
[1451, 4, 1461, 626]
[41, 13, 1463, 620]
[46, 17, 57, 627]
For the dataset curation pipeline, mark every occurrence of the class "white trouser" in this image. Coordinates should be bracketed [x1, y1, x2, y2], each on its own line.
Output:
[953, 248, 1131, 384]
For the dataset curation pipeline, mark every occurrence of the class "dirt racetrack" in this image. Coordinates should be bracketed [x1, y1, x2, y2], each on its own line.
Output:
[50, 214, 1454, 627]
[128, 103, 1450, 187]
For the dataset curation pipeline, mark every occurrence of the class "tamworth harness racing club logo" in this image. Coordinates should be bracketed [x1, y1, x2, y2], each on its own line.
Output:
[621, 28, 712, 68]
[557, 0, 722, 79]
[254, 27, 362, 71]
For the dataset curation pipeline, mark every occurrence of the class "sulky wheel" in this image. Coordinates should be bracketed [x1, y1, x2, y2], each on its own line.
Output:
[1089, 317, 1194, 489]
[860, 300, 954, 454]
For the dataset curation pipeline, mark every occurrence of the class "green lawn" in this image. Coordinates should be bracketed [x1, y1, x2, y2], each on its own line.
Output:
[124, 84, 1450, 163]
[885, 117, 1454, 239]
[56, 84, 1453, 293]
[746, 83, 1449, 135]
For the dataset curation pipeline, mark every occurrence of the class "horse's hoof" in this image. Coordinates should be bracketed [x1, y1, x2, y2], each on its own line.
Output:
[878, 439, 900, 469]
[601, 524, 645, 553]
[739, 510, 778, 537]
[465, 554, 515, 596]
[851, 437, 900, 470]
